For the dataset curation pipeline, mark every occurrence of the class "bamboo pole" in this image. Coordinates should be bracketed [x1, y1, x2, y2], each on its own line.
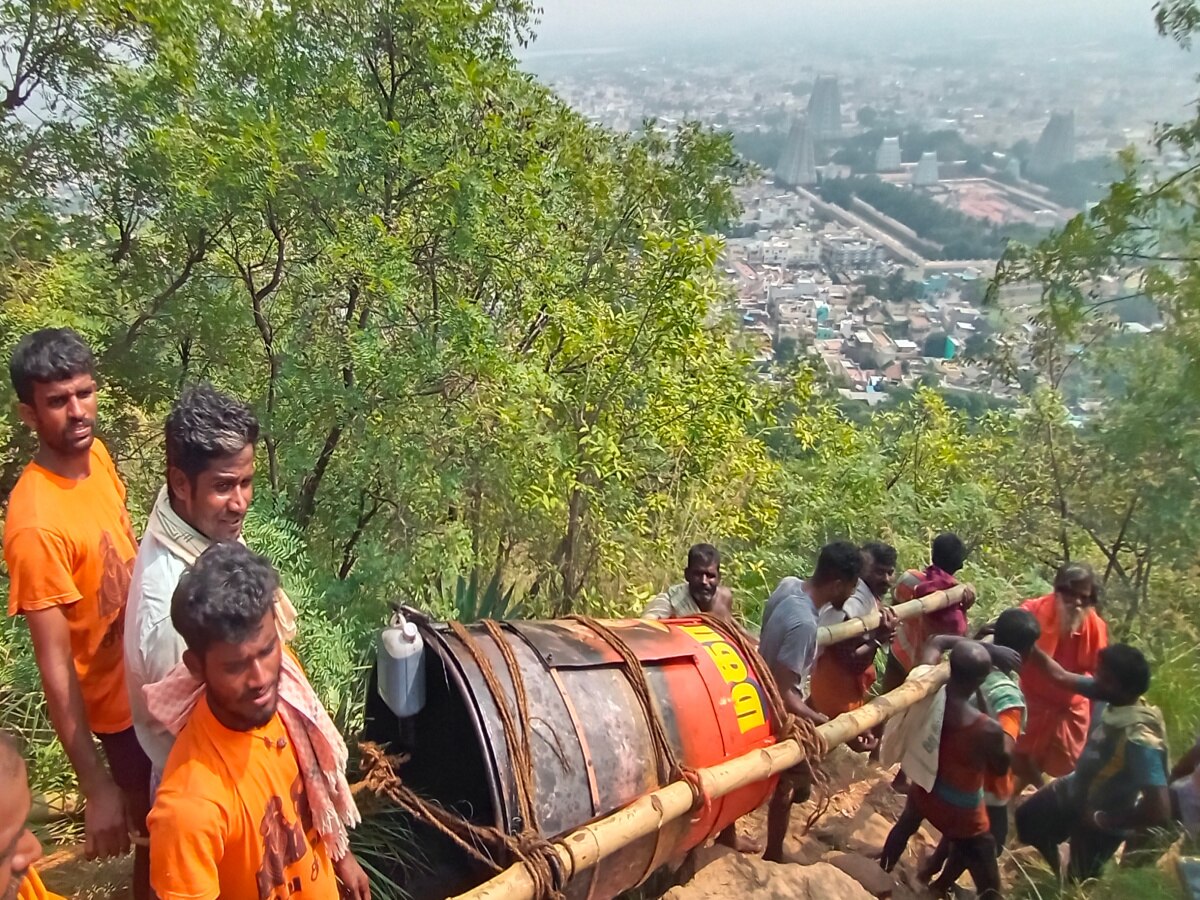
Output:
[816, 583, 972, 648]
[450, 661, 952, 900]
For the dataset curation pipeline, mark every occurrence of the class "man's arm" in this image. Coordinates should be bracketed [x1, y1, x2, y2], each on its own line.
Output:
[1171, 738, 1200, 782]
[26, 606, 130, 860]
[1092, 740, 1172, 836]
[1028, 647, 1103, 698]
[772, 661, 828, 727]
[1094, 786, 1171, 833]
[641, 591, 673, 620]
[918, 633, 1020, 671]
[982, 719, 1013, 777]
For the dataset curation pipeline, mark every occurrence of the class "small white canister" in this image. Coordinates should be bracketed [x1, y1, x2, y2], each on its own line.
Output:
[377, 611, 427, 718]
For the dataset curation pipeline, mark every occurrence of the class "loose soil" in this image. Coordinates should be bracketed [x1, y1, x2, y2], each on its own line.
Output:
[36, 749, 1044, 899]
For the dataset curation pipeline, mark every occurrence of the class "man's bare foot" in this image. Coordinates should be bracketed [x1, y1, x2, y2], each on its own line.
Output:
[718, 830, 764, 854]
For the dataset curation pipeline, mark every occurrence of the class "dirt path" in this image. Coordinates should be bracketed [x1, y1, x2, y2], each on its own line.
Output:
[34, 749, 1038, 900]
[668, 747, 1045, 900]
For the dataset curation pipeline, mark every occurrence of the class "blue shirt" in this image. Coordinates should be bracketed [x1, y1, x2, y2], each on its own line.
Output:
[1062, 708, 1169, 817]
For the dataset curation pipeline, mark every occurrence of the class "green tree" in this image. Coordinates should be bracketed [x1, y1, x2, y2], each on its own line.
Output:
[0, 0, 774, 623]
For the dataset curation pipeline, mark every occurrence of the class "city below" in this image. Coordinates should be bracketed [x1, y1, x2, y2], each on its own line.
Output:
[529, 28, 1185, 418]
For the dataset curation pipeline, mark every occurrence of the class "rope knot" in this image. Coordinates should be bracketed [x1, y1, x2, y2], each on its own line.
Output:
[512, 834, 569, 899]
[680, 766, 712, 822]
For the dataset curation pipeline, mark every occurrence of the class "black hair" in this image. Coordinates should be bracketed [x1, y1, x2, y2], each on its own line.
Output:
[861, 541, 898, 570]
[993, 608, 1041, 656]
[165, 383, 259, 500]
[1053, 561, 1099, 606]
[687, 543, 720, 570]
[1098, 643, 1151, 698]
[812, 540, 862, 585]
[931, 532, 968, 574]
[172, 542, 279, 657]
[949, 641, 992, 684]
[8, 328, 95, 404]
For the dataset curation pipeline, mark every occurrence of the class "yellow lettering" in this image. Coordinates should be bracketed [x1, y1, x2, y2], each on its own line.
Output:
[679, 624, 721, 644]
[731, 682, 766, 733]
[708, 641, 748, 683]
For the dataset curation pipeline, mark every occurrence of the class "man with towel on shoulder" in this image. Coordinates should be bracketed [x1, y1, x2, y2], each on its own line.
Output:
[124, 383, 289, 786]
[879, 643, 1010, 898]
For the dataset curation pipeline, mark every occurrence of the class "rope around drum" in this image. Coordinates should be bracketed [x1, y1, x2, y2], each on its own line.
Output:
[356, 618, 570, 900]
[693, 614, 828, 790]
[356, 615, 827, 900]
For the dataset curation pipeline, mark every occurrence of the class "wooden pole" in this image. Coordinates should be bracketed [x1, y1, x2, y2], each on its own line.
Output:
[450, 662, 951, 900]
[817, 583, 971, 648]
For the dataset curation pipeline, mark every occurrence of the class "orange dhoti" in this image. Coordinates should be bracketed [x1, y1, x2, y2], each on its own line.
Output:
[1016, 593, 1108, 777]
[809, 650, 876, 718]
[1014, 697, 1091, 778]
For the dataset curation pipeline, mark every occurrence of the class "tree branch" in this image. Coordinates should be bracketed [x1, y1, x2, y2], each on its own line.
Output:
[118, 230, 211, 350]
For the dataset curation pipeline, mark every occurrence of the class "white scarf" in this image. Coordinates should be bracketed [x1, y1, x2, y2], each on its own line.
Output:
[880, 665, 945, 793]
[145, 486, 298, 641]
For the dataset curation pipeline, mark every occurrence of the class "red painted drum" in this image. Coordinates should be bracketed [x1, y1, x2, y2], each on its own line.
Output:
[371, 614, 778, 900]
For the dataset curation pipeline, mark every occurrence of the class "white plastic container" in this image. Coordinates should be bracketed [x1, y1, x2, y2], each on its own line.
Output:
[377, 611, 427, 718]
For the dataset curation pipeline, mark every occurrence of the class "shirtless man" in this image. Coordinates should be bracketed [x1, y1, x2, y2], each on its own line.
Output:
[643, 543, 758, 851]
[879, 643, 1009, 898]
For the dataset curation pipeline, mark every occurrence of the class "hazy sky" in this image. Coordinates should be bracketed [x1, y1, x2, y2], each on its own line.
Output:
[527, 0, 1178, 53]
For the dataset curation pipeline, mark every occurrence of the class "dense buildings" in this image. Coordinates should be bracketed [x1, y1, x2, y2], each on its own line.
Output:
[821, 232, 883, 270]
[527, 24, 1180, 414]
[776, 118, 818, 187]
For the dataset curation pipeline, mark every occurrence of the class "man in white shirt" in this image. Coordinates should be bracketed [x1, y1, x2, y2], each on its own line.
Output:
[124, 384, 260, 781]
[641, 543, 734, 621]
[811, 542, 899, 746]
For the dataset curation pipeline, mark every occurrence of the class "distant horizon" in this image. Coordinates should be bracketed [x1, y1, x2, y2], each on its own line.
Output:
[524, 0, 1186, 57]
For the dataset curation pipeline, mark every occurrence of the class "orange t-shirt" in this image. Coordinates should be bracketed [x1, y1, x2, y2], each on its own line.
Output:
[983, 707, 1023, 804]
[17, 868, 66, 900]
[148, 695, 338, 900]
[4, 440, 138, 734]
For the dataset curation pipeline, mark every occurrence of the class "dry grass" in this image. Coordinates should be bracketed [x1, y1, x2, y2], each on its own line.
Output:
[36, 846, 131, 900]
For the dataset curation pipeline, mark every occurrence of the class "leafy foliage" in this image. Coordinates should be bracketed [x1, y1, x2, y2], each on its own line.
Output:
[0, 14, 1198, 900]
[434, 570, 526, 624]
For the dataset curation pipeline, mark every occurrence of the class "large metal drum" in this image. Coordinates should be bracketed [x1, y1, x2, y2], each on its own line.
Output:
[365, 615, 778, 900]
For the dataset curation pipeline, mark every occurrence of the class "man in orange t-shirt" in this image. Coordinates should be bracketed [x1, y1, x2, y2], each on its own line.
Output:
[3, 329, 150, 898]
[149, 544, 368, 900]
[0, 730, 66, 900]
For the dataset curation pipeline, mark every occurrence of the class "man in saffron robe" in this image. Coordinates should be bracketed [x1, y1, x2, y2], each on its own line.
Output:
[1013, 562, 1108, 788]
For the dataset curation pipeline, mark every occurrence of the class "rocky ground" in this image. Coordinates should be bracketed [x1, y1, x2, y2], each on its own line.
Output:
[663, 747, 1046, 900]
[31, 749, 1048, 900]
